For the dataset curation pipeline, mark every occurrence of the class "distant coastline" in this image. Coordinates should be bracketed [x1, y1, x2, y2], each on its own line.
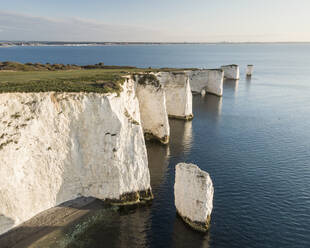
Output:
[1, 41, 310, 48]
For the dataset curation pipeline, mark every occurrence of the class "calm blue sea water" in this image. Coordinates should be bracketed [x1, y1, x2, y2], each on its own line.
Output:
[1, 44, 310, 248]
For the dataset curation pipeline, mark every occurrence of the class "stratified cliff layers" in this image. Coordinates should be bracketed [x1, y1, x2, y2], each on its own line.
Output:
[0, 78, 152, 235]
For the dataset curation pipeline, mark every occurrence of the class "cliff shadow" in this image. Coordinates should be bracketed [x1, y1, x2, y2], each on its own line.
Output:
[193, 94, 222, 121]
[0, 197, 110, 248]
[172, 214, 210, 248]
[146, 142, 170, 192]
[23, 203, 152, 248]
[168, 119, 193, 158]
[223, 78, 239, 95]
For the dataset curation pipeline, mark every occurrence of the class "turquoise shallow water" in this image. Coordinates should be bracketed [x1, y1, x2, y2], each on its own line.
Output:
[1, 44, 310, 247]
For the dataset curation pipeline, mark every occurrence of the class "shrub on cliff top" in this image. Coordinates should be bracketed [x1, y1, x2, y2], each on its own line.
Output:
[136, 73, 160, 88]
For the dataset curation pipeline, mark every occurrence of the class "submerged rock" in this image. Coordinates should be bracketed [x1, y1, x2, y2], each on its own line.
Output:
[174, 163, 214, 232]
[246, 65, 254, 77]
[157, 71, 193, 120]
[221, 64, 240, 80]
[134, 74, 170, 144]
[189, 69, 224, 97]
[0, 78, 153, 235]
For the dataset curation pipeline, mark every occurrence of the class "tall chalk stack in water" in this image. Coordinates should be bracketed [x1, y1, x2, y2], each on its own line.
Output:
[246, 65, 254, 77]
[221, 64, 240, 80]
[188, 69, 224, 97]
[174, 163, 214, 232]
[156, 71, 193, 120]
[134, 74, 170, 144]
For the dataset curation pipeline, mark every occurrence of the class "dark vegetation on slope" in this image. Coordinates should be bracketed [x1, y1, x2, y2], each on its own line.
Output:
[134, 73, 161, 88]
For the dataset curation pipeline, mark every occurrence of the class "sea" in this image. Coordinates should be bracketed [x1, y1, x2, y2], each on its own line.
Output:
[1, 43, 310, 248]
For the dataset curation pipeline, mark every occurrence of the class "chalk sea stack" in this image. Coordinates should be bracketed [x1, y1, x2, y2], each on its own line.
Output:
[174, 163, 214, 232]
[221, 64, 240, 80]
[189, 69, 224, 97]
[134, 74, 170, 144]
[157, 72, 194, 120]
[246, 65, 254, 77]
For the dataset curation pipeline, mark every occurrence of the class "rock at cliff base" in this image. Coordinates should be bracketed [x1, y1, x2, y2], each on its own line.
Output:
[174, 163, 214, 232]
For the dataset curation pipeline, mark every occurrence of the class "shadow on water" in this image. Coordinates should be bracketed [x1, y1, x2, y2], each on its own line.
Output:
[172, 214, 210, 248]
[0, 197, 109, 248]
[223, 79, 239, 96]
[168, 119, 193, 157]
[246, 76, 252, 84]
[146, 142, 170, 192]
[0, 197, 156, 248]
[192, 94, 222, 128]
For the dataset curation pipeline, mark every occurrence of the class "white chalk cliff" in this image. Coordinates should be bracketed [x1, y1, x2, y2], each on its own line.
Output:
[134, 74, 170, 144]
[221, 64, 240, 80]
[189, 69, 224, 97]
[0, 78, 152, 235]
[157, 72, 193, 120]
[174, 163, 214, 232]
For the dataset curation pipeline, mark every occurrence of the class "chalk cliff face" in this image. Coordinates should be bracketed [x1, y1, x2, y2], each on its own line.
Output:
[157, 72, 193, 120]
[189, 69, 224, 97]
[134, 75, 170, 144]
[174, 163, 214, 232]
[0, 78, 152, 235]
[221, 64, 240, 80]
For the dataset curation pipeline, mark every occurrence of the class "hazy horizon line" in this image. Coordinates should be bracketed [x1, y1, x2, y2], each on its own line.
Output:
[2, 40, 310, 44]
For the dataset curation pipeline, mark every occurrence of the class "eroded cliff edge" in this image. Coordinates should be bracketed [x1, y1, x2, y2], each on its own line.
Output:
[0, 78, 152, 235]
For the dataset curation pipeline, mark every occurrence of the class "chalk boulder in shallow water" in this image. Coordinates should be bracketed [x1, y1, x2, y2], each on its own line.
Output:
[201, 89, 206, 96]
[174, 163, 214, 232]
[157, 71, 193, 120]
[189, 69, 224, 97]
[0, 78, 153, 235]
[134, 74, 170, 144]
[246, 65, 254, 77]
[221, 64, 240, 80]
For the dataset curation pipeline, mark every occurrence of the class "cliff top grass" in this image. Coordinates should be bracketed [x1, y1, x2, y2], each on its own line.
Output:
[0, 61, 193, 94]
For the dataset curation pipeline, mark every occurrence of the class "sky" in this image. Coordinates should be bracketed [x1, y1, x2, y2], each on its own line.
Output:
[0, 0, 310, 42]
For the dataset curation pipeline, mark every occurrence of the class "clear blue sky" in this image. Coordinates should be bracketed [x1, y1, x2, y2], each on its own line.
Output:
[1, 0, 310, 42]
